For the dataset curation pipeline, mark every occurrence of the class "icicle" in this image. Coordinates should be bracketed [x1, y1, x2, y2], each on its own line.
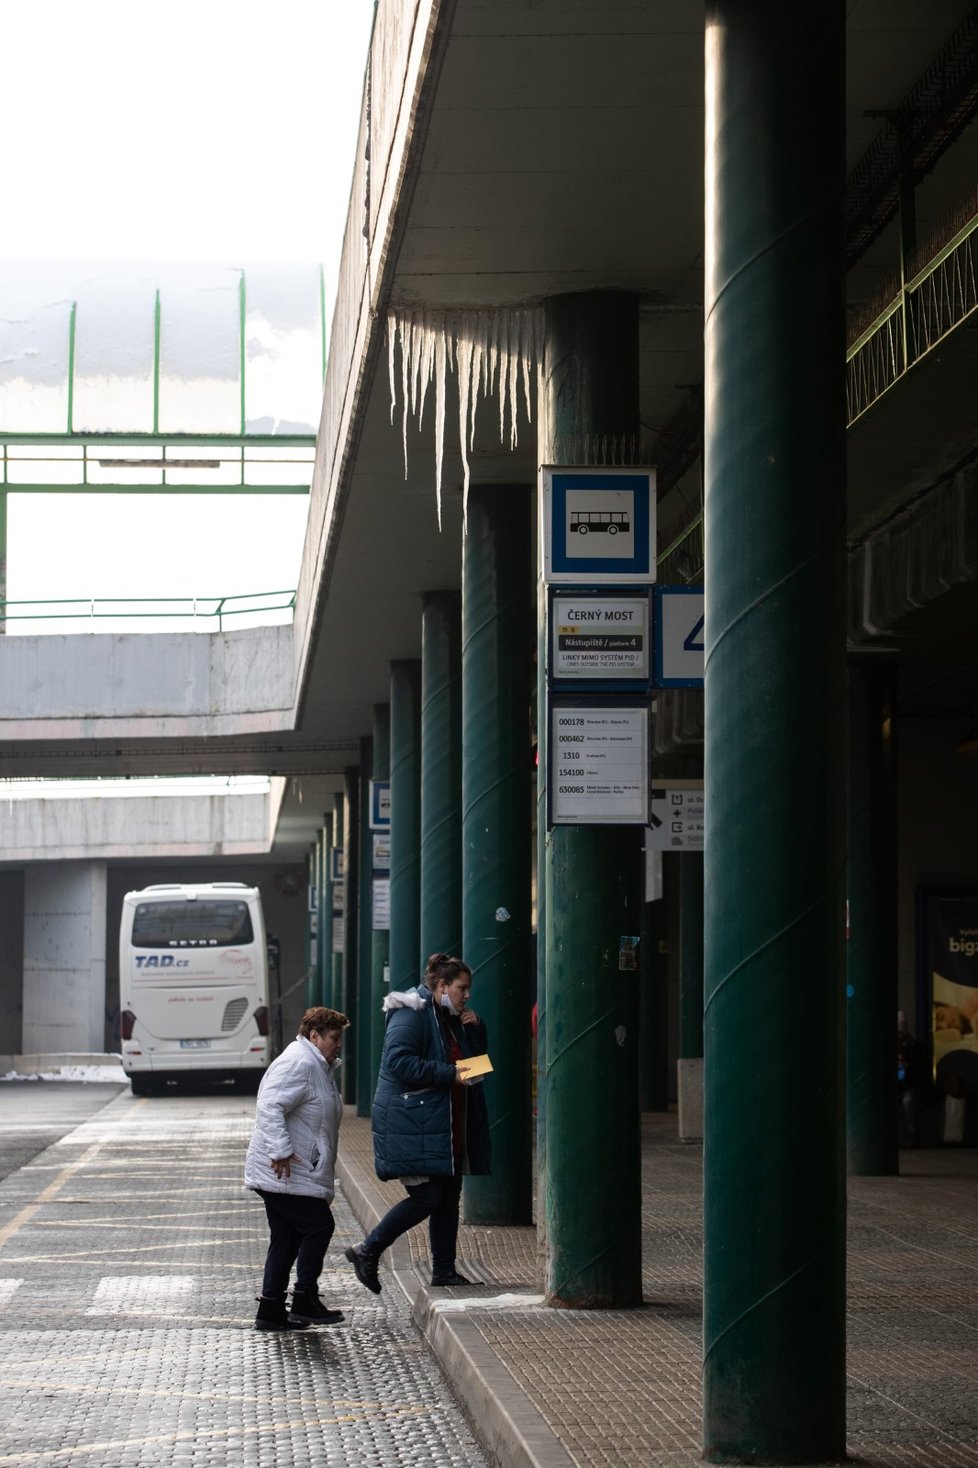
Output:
[400, 314, 412, 477]
[496, 315, 509, 448]
[507, 315, 520, 450]
[432, 325, 450, 530]
[520, 310, 533, 430]
[456, 315, 476, 521]
[387, 313, 398, 426]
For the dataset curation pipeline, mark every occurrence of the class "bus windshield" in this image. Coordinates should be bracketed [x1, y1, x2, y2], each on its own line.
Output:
[131, 899, 254, 949]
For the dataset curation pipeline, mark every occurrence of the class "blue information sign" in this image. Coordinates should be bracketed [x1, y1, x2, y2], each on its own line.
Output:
[542, 466, 656, 583]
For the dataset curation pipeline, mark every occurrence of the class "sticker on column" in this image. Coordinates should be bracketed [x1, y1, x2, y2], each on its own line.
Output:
[618, 935, 640, 971]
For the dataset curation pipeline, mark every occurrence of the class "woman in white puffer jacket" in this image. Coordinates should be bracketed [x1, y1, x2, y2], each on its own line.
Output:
[244, 1005, 349, 1331]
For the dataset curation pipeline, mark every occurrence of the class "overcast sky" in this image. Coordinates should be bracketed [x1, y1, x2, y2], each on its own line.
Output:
[3, 0, 375, 619]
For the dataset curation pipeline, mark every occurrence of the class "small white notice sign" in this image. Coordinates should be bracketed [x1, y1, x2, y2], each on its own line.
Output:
[551, 592, 650, 682]
[550, 703, 649, 825]
[372, 878, 391, 930]
[647, 783, 704, 850]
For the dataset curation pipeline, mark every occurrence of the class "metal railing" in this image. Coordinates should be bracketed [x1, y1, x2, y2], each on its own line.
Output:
[0, 589, 296, 633]
[847, 207, 978, 425]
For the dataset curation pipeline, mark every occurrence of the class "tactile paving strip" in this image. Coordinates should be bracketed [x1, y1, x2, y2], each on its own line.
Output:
[0, 1093, 488, 1467]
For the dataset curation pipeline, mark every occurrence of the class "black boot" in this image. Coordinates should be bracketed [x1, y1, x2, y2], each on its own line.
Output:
[254, 1295, 309, 1331]
[345, 1243, 382, 1294]
[289, 1290, 344, 1325]
[430, 1269, 472, 1287]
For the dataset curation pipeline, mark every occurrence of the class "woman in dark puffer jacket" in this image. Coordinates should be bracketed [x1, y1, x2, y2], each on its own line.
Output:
[345, 953, 490, 1290]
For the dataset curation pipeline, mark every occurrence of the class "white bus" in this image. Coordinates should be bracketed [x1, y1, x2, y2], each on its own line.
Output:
[119, 882, 271, 1095]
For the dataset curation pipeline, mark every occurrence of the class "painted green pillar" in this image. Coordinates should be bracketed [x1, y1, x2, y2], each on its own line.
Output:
[342, 767, 360, 1105]
[703, 3, 846, 1460]
[389, 660, 422, 989]
[304, 848, 317, 1009]
[420, 593, 463, 963]
[541, 290, 644, 1309]
[847, 663, 898, 1174]
[639, 862, 670, 1112]
[357, 739, 374, 1117]
[462, 485, 533, 1225]
[332, 795, 345, 1015]
[370, 703, 392, 1090]
[319, 815, 333, 1008]
[677, 853, 704, 1141]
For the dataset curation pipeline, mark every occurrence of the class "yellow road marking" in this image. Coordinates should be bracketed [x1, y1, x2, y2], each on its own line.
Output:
[0, 1142, 107, 1252]
[0, 1404, 431, 1463]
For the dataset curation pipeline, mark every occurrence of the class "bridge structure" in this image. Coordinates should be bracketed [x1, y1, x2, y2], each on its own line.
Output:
[4, 3, 978, 1459]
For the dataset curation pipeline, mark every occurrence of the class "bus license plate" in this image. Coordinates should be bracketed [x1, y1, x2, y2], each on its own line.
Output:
[179, 1040, 211, 1049]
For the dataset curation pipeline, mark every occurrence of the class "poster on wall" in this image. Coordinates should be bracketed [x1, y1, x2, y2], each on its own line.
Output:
[919, 889, 978, 1101]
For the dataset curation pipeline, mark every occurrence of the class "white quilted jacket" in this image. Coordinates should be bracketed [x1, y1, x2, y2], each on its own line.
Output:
[243, 1035, 343, 1200]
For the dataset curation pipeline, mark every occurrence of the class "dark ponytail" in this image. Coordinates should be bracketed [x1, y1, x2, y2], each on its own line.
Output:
[421, 952, 471, 990]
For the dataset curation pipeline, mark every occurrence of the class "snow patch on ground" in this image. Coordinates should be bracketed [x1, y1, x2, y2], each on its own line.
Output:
[1, 1065, 127, 1084]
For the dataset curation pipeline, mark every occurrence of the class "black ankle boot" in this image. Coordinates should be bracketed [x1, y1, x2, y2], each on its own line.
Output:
[345, 1243, 382, 1294]
[430, 1269, 472, 1287]
[289, 1290, 344, 1325]
[254, 1295, 309, 1331]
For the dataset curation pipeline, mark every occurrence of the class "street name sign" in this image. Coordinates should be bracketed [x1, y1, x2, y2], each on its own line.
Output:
[647, 782, 704, 850]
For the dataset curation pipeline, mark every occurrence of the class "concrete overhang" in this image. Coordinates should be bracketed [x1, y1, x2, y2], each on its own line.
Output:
[4, 0, 978, 836]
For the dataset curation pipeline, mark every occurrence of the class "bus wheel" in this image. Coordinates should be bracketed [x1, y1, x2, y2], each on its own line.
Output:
[607, 524, 617, 534]
[577, 524, 588, 535]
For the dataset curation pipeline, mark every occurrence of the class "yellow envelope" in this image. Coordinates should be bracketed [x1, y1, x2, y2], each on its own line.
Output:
[455, 1053, 493, 1079]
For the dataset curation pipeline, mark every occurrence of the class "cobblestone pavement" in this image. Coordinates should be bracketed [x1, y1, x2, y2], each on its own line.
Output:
[0, 1089, 488, 1467]
[339, 1113, 978, 1468]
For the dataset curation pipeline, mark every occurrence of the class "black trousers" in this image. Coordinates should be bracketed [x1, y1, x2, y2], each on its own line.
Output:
[363, 1173, 464, 1274]
[258, 1189, 335, 1298]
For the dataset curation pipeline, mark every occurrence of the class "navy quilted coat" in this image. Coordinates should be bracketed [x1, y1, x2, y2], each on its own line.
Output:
[371, 986, 491, 1182]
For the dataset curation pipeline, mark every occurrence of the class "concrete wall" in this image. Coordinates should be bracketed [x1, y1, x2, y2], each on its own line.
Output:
[0, 624, 297, 740]
[2, 788, 279, 863]
[23, 863, 107, 1053]
[0, 871, 25, 1055]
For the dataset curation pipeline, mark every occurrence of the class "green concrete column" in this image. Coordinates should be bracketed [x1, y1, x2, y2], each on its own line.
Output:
[541, 290, 644, 1309]
[847, 663, 898, 1175]
[462, 485, 533, 1225]
[703, 3, 846, 1460]
[420, 592, 463, 963]
[677, 854, 704, 1141]
[356, 739, 374, 1116]
[319, 815, 333, 1008]
[389, 660, 422, 989]
[342, 768, 360, 1105]
[332, 795, 345, 1014]
[639, 888, 669, 1112]
[370, 704, 392, 1090]
[304, 849, 317, 1009]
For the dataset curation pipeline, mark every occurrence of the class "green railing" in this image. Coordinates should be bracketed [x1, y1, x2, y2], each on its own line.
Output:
[847, 207, 978, 424]
[0, 589, 296, 633]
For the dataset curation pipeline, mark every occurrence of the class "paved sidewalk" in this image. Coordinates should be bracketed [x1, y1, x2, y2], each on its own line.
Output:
[0, 1088, 489, 1467]
[337, 1113, 978, 1468]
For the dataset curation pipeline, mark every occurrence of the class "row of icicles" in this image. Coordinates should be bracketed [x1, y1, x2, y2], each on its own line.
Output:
[387, 306, 543, 528]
